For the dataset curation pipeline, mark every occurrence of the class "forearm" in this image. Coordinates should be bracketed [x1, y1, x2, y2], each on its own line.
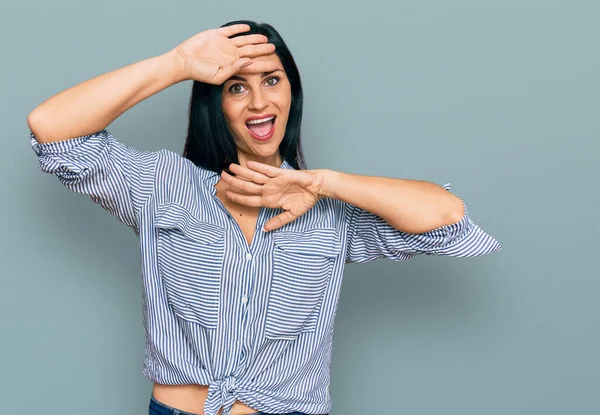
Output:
[320, 170, 465, 234]
[28, 49, 187, 144]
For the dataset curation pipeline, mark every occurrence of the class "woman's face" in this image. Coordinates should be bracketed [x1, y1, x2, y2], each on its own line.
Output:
[222, 53, 291, 167]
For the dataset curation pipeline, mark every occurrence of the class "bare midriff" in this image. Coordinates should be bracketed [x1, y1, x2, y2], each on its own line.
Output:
[153, 383, 258, 415]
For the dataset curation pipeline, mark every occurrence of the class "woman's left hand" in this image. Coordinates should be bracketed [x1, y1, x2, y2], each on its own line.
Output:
[221, 161, 328, 231]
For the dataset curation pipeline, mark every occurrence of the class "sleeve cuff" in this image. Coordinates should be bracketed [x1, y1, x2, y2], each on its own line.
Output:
[30, 129, 106, 157]
[401, 183, 473, 252]
[406, 183, 502, 256]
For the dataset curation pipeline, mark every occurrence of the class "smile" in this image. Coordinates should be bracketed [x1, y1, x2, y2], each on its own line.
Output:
[245, 115, 277, 142]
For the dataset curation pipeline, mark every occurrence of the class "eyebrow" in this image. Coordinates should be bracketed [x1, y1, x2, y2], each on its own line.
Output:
[227, 69, 283, 82]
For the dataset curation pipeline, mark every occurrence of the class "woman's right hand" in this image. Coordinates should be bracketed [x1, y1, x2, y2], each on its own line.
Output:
[173, 24, 276, 84]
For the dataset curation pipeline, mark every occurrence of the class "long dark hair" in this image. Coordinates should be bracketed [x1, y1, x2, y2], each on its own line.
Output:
[182, 20, 305, 172]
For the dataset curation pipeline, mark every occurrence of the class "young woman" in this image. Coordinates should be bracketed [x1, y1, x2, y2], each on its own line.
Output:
[28, 20, 501, 415]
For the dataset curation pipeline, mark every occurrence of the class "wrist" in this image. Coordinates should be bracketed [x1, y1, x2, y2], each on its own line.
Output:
[164, 48, 190, 84]
[316, 169, 339, 199]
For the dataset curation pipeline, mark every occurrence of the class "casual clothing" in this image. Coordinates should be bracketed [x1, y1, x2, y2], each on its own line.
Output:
[30, 129, 501, 415]
[149, 395, 316, 415]
[149, 396, 199, 415]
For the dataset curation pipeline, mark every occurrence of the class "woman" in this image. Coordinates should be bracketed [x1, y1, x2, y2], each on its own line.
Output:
[28, 20, 501, 415]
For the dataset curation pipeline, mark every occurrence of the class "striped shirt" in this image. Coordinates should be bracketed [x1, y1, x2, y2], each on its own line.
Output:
[30, 129, 501, 415]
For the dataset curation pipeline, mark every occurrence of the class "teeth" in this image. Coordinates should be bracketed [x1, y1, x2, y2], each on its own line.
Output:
[247, 116, 275, 125]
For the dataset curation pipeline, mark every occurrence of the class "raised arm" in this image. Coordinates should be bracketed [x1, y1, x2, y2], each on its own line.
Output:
[27, 50, 185, 143]
[27, 23, 277, 143]
[27, 25, 279, 231]
[323, 172, 501, 261]
[220, 162, 501, 262]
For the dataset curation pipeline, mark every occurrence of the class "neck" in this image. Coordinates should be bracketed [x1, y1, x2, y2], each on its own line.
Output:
[237, 152, 283, 168]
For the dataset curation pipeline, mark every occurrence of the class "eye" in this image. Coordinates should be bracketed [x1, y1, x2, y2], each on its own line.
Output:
[264, 76, 280, 87]
[228, 84, 247, 94]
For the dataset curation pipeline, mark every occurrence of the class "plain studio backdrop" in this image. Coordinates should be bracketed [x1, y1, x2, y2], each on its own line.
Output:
[1, 0, 598, 414]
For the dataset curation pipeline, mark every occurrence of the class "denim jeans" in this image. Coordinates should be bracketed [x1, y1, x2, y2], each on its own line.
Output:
[149, 395, 324, 415]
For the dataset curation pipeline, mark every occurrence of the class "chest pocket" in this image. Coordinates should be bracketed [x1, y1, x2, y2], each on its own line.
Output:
[265, 227, 342, 340]
[154, 203, 225, 329]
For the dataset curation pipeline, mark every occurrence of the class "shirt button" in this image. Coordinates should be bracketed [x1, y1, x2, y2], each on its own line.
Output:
[242, 295, 248, 304]
[245, 253, 252, 260]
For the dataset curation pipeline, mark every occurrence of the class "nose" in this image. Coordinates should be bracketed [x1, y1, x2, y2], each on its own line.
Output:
[248, 88, 268, 112]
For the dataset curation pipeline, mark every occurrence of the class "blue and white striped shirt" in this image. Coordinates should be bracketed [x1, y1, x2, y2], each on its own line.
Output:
[30, 129, 501, 415]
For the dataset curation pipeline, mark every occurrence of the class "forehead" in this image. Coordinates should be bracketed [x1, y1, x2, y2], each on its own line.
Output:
[236, 53, 285, 75]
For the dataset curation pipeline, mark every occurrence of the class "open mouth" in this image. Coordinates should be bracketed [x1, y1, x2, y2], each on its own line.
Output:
[245, 115, 276, 141]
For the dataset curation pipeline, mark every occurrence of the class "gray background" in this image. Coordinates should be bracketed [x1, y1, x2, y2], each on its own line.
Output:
[1, 0, 598, 414]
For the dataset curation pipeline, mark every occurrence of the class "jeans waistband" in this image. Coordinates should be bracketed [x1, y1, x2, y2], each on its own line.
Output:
[149, 395, 324, 415]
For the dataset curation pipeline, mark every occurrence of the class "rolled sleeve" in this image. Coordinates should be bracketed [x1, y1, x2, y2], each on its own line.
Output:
[30, 129, 158, 231]
[344, 183, 502, 264]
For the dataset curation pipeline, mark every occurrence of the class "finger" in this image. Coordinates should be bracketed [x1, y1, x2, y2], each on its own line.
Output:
[236, 59, 281, 75]
[264, 211, 298, 232]
[238, 43, 276, 58]
[221, 171, 262, 193]
[219, 58, 253, 80]
[225, 191, 262, 207]
[228, 163, 270, 184]
[218, 24, 250, 38]
[245, 160, 282, 178]
[232, 34, 269, 47]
